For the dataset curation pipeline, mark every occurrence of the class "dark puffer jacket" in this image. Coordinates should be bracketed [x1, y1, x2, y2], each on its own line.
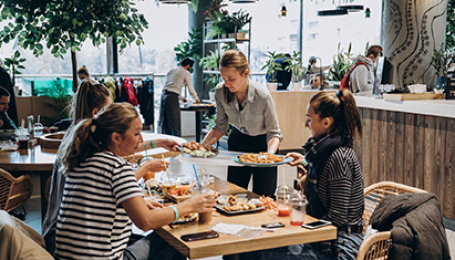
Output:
[370, 193, 451, 260]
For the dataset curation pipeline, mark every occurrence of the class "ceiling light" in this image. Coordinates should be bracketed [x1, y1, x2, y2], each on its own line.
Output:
[317, 9, 349, 16]
[281, 5, 287, 17]
[337, 5, 364, 12]
[365, 8, 371, 18]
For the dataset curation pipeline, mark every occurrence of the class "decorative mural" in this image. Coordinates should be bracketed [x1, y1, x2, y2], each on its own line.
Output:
[382, 0, 447, 91]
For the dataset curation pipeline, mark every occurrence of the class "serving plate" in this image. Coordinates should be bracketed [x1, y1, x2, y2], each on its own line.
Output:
[177, 145, 219, 158]
[170, 213, 198, 225]
[232, 154, 293, 167]
[215, 204, 265, 215]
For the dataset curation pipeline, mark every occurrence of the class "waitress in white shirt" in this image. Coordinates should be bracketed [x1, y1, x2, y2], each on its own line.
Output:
[202, 50, 282, 196]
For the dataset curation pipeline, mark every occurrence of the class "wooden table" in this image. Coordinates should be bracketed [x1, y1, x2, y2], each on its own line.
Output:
[155, 177, 337, 259]
[0, 133, 186, 221]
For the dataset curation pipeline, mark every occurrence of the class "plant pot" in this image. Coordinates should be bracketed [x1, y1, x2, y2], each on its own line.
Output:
[209, 91, 216, 101]
[291, 82, 301, 91]
[228, 32, 247, 40]
[433, 76, 446, 94]
[267, 83, 278, 92]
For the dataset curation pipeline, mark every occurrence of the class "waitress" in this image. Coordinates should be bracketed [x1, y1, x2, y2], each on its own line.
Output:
[202, 50, 282, 197]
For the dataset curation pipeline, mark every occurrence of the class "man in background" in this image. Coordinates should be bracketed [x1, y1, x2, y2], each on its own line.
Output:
[159, 58, 200, 136]
[275, 53, 292, 90]
[349, 45, 383, 93]
[310, 74, 329, 90]
[0, 61, 18, 126]
[0, 86, 14, 129]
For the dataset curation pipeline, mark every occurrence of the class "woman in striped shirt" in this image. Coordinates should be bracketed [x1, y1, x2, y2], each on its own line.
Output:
[243, 89, 364, 260]
[55, 103, 216, 260]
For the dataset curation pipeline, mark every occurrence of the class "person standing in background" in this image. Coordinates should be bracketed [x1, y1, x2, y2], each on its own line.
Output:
[159, 58, 200, 137]
[77, 65, 98, 84]
[349, 45, 383, 93]
[266, 53, 292, 90]
[202, 50, 282, 197]
[0, 61, 18, 127]
[0, 86, 14, 129]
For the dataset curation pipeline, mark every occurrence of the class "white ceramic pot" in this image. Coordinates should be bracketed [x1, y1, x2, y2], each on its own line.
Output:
[291, 82, 302, 91]
[267, 83, 278, 92]
[208, 91, 216, 101]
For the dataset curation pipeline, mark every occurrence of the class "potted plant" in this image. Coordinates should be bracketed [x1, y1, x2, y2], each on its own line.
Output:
[431, 46, 454, 93]
[206, 75, 219, 101]
[200, 50, 220, 71]
[227, 10, 251, 40]
[284, 51, 306, 91]
[204, 0, 229, 39]
[3, 51, 26, 87]
[174, 29, 202, 65]
[328, 43, 353, 88]
[261, 51, 285, 91]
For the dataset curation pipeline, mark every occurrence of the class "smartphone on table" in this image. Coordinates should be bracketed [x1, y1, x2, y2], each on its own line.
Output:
[181, 230, 219, 242]
[301, 220, 332, 229]
[261, 222, 285, 229]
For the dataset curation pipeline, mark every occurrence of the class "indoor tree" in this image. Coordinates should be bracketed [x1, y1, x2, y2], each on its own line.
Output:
[0, 0, 148, 91]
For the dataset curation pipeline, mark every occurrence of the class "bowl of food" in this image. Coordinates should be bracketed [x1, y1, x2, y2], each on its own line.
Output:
[0, 129, 15, 140]
[39, 132, 65, 149]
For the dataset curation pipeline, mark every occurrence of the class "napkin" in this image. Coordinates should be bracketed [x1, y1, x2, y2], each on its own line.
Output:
[212, 222, 265, 239]
[408, 84, 426, 93]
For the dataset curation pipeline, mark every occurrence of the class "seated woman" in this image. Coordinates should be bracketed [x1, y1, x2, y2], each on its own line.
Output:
[242, 89, 364, 260]
[54, 103, 216, 259]
[42, 81, 180, 255]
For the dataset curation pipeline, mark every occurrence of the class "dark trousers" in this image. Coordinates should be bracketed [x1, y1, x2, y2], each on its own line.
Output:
[124, 232, 186, 260]
[158, 91, 181, 137]
[227, 128, 277, 197]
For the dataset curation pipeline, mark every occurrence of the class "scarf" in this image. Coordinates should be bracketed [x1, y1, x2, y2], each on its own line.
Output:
[303, 134, 348, 218]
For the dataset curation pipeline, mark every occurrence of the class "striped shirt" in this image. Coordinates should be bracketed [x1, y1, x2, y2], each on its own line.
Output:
[55, 152, 143, 260]
[318, 147, 364, 227]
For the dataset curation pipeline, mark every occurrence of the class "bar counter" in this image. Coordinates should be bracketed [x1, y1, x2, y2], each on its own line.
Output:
[353, 96, 455, 219]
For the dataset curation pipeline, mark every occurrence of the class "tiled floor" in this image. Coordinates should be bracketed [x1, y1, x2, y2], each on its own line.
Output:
[21, 134, 455, 259]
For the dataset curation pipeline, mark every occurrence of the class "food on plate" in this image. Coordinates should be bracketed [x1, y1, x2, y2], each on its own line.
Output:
[238, 152, 284, 164]
[182, 142, 216, 157]
[176, 186, 192, 196]
[220, 195, 263, 212]
[258, 196, 278, 211]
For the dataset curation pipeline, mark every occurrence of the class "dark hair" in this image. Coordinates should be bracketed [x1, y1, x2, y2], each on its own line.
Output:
[77, 65, 89, 75]
[61, 103, 139, 172]
[367, 45, 383, 58]
[220, 50, 250, 104]
[309, 89, 362, 145]
[72, 81, 110, 124]
[180, 58, 194, 67]
[284, 53, 291, 59]
[0, 86, 10, 98]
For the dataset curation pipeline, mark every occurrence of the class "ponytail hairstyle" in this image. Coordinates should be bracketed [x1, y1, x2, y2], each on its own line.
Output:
[72, 81, 110, 124]
[309, 89, 362, 145]
[220, 50, 250, 104]
[61, 103, 139, 172]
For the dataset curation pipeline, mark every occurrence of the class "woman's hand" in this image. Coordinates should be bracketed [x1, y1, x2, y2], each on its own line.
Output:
[286, 152, 305, 167]
[158, 138, 180, 151]
[144, 197, 164, 210]
[181, 194, 217, 213]
[141, 158, 169, 173]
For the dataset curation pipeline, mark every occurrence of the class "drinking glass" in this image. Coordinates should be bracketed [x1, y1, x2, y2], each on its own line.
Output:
[33, 123, 44, 137]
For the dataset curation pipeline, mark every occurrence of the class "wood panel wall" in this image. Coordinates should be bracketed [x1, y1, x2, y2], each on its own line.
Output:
[354, 108, 455, 219]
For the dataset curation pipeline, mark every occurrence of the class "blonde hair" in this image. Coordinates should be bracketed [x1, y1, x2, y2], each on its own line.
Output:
[61, 103, 139, 172]
[220, 50, 250, 103]
[309, 89, 362, 145]
[72, 81, 110, 124]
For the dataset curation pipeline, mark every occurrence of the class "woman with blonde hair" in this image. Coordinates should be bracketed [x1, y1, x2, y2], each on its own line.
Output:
[202, 50, 282, 197]
[43, 81, 179, 255]
[55, 103, 216, 259]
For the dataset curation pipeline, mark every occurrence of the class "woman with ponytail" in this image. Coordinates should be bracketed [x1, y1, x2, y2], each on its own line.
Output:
[54, 103, 216, 260]
[243, 89, 364, 260]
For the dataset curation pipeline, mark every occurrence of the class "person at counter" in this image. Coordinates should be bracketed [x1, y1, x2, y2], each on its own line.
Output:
[43, 82, 179, 255]
[349, 45, 383, 93]
[159, 58, 201, 137]
[0, 86, 14, 130]
[54, 103, 216, 259]
[310, 74, 329, 90]
[202, 50, 282, 197]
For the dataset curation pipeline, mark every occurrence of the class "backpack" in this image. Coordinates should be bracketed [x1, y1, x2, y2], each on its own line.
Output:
[339, 62, 367, 91]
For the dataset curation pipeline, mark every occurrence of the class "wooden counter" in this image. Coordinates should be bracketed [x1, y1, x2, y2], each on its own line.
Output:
[270, 90, 335, 151]
[354, 96, 455, 219]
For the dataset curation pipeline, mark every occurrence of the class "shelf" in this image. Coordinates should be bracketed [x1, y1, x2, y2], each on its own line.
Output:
[204, 38, 249, 44]
[203, 70, 221, 74]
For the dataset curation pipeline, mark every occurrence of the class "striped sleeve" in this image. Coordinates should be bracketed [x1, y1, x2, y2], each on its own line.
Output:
[112, 162, 143, 205]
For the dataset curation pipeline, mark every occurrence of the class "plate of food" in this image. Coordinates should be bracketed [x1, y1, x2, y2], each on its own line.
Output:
[170, 213, 198, 225]
[177, 142, 219, 158]
[233, 153, 293, 167]
[215, 195, 265, 215]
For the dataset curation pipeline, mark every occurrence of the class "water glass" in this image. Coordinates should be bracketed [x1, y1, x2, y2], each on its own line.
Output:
[33, 123, 44, 137]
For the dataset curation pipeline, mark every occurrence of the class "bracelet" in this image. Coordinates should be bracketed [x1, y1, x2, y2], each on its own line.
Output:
[169, 205, 179, 222]
[301, 158, 308, 167]
[150, 139, 156, 149]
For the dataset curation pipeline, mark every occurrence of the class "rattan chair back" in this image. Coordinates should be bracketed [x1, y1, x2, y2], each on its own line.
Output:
[0, 168, 33, 212]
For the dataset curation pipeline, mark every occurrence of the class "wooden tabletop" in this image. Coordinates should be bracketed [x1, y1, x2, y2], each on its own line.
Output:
[155, 178, 337, 259]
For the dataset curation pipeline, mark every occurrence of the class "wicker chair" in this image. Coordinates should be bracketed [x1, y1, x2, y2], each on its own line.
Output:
[356, 181, 427, 260]
[0, 168, 33, 212]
